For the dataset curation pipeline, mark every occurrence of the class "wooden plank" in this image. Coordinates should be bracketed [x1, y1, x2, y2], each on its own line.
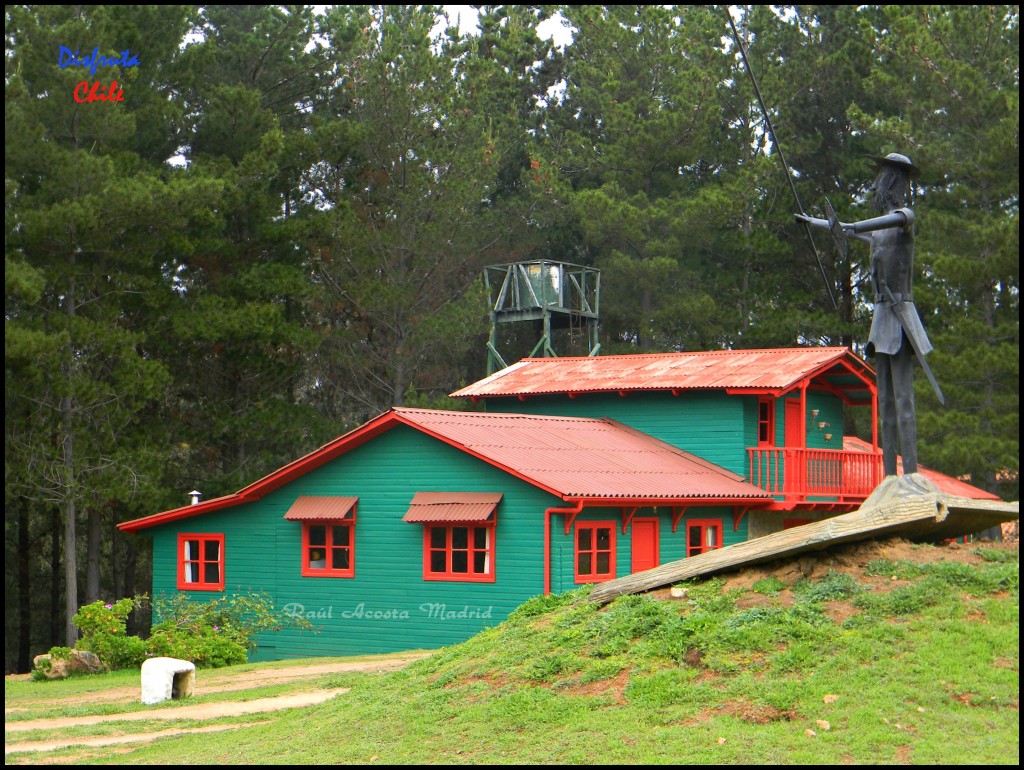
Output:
[589, 493, 1019, 604]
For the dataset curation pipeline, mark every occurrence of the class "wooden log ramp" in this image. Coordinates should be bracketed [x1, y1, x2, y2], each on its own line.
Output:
[589, 480, 1019, 605]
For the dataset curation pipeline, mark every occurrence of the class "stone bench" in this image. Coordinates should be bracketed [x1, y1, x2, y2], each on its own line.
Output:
[141, 656, 196, 705]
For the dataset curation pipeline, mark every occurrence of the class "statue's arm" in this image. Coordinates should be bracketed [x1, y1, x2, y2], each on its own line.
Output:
[847, 207, 915, 234]
[794, 212, 872, 243]
[794, 213, 829, 229]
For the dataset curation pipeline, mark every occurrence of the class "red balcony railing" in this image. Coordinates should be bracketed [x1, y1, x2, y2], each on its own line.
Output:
[747, 447, 883, 504]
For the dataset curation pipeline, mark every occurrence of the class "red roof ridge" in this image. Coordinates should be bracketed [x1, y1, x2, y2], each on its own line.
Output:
[464, 346, 851, 362]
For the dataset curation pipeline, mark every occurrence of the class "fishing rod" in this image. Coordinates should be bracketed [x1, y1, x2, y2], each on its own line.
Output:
[725, 9, 838, 311]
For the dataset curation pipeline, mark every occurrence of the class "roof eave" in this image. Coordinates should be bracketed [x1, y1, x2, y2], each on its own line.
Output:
[117, 411, 400, 533]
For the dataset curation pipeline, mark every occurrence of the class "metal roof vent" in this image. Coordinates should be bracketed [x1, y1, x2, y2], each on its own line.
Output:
[188, 490, 202, 506]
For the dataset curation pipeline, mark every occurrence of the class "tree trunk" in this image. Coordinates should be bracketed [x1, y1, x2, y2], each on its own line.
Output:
[62, 272, 79, 645]
[86, 507, 101, 603]
[17, 501, 31, 673]
[50, 509, 61, 646]
[112, 521, 124, 600]
[63, 492, 78, 645]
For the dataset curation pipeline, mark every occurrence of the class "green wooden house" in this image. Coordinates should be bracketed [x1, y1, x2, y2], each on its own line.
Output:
[120, 348, 994, 659]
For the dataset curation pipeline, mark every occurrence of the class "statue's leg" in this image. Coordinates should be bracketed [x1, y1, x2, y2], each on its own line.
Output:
[876, 353, 899, 476]
[892, 340, 918, 474]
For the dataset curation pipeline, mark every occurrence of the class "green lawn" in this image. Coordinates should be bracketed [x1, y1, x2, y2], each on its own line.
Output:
[5, 544, 1018, 765]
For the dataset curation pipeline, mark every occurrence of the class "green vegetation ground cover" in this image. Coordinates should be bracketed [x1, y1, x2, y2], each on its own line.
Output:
[5, 542, 1018, 765]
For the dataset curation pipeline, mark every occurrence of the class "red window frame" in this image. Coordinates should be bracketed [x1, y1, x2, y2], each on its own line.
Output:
[177, 533, 225, 591]
[301, 519, 355, 578]
[686, 519, 723, 557]
[422, 524, 495, 582]
[757, 397, 776, 447]
[574, 521, 616, 583]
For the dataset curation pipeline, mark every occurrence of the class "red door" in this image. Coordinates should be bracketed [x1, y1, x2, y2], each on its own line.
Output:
[784, 399, 805, 497]
[785, 399, 804, 448]
[631, 518, 659, 573]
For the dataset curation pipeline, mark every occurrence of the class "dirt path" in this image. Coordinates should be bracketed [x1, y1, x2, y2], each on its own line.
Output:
[5, 652, 433, 713]
[5, 723, 266, 755]
[6, 687, 349, 736]
[5, 651, 434, 757]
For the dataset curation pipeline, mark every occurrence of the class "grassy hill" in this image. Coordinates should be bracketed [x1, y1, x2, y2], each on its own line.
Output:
[5, 537, 1019, 765]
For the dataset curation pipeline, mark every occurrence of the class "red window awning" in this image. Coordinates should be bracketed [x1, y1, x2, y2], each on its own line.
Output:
[283, 496, 358, 521]
[402, 492, 501, 523]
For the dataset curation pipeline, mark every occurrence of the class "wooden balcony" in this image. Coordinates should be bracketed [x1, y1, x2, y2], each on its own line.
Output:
[747, 446, 884, 507]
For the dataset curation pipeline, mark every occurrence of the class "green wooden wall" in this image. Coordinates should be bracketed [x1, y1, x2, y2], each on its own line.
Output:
[152, 425, 560, 660]
[548, 506, 749, 594]
[483, 389, 847, 476]
[148, 422, 753, 660]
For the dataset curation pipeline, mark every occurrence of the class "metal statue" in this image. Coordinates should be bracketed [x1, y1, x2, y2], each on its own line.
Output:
[797, 153, 943, 477]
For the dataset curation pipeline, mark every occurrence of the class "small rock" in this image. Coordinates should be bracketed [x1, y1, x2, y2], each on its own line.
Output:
[816, 720, 831, 731]
[32, 650, 106, 679]
[805, 729, 817, 737]
[823, 694, 839, 704]
[670, 585, 688, 599]
[717, 737, 726, 744]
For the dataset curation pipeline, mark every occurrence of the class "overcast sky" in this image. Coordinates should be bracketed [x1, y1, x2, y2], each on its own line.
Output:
[441, 5, 573, 47]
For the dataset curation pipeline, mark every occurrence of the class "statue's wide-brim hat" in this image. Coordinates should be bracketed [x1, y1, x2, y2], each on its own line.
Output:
[871, 152, 922, 180]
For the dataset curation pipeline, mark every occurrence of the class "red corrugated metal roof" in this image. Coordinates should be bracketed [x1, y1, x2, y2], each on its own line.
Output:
[394, 408, 772, 502]
[451, 348, 872, 399]
[843, 437, 1000, 500]
[283, 496, 358, 521]
[402, 492, 502, 522]
[119, 406, 771, 533]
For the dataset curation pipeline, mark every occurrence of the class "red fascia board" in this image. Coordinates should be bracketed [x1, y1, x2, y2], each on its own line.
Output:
[561, 496, 772, 507]
[118, 494, 244, 533]
[724, 387, 787, 397]
[118, 411, 400, 533]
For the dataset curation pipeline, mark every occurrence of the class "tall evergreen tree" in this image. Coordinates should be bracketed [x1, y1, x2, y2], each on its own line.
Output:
[5, 5, 192, 646]
[304, 5, 512, 418]
[160, 4, 337, 496]
[544, 5, 753, 352]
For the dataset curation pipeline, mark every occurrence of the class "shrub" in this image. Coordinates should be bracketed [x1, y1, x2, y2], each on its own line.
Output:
[146, 626, 248, 668]
[147, 592, 316, 667]
[73, 597, 150, 670]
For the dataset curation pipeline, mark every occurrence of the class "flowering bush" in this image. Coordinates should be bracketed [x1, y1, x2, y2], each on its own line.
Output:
[73, 597, 149, 670]
[150, 592, 315, 667]
[31, 592, 315, 677]
[146, 625, 248, 668]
